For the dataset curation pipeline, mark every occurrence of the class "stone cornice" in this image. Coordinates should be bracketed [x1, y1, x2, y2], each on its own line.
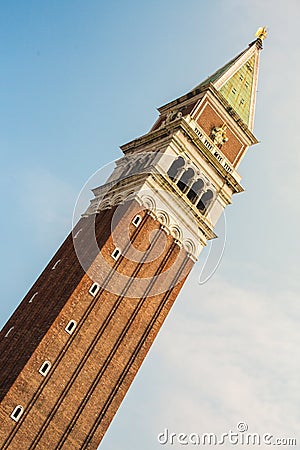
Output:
[89, 172, 216, 241]
[120, 117, 244, 195]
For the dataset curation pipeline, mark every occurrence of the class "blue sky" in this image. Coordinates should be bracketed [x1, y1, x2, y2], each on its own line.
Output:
[1, 1, 300, 449]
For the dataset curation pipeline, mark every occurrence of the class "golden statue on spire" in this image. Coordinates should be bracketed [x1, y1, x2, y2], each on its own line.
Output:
[255, 26, 268, 41]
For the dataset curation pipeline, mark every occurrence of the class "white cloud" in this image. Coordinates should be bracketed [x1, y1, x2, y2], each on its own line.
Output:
[99, 271, 300, 449]
[153, 272, 300, 447]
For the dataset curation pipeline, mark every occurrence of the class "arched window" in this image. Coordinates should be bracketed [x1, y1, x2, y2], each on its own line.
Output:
[167, 157, 185, 181]
[127, 157, 142, 177]
[177, 168, 195, 193]
[196, 189, 214, 214]
[11, 405, 24, 422]
[187, 179, 204, 203]
[134, 154, 150, 176]
[120, 157, 132, 179]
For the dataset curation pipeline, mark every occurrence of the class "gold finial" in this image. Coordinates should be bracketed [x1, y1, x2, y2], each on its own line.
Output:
[255, 26, 268, 41]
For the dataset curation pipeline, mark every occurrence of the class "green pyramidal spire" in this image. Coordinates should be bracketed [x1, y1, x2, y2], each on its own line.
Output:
[191, 29, 266, 131]
[218, 54, 255, 126]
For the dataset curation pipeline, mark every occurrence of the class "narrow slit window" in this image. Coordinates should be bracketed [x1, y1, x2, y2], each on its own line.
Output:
[5, 327, 14, 338]
[39, 361, 51, 377]
[11, 405, 24, 422]
[132, 215, 142, 227]
[51, 260, 61, 270]
[111, 247, 121, 261]
[74, 229, 82, 239]
[89, 282, 100, 297]
[65, 320, 77, 335]
[231, 87, 237, 94]
[29, 292, 38, 303]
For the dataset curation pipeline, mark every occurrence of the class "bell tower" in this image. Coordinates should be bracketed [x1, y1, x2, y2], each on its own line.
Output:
[0, 30, 266, 450]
